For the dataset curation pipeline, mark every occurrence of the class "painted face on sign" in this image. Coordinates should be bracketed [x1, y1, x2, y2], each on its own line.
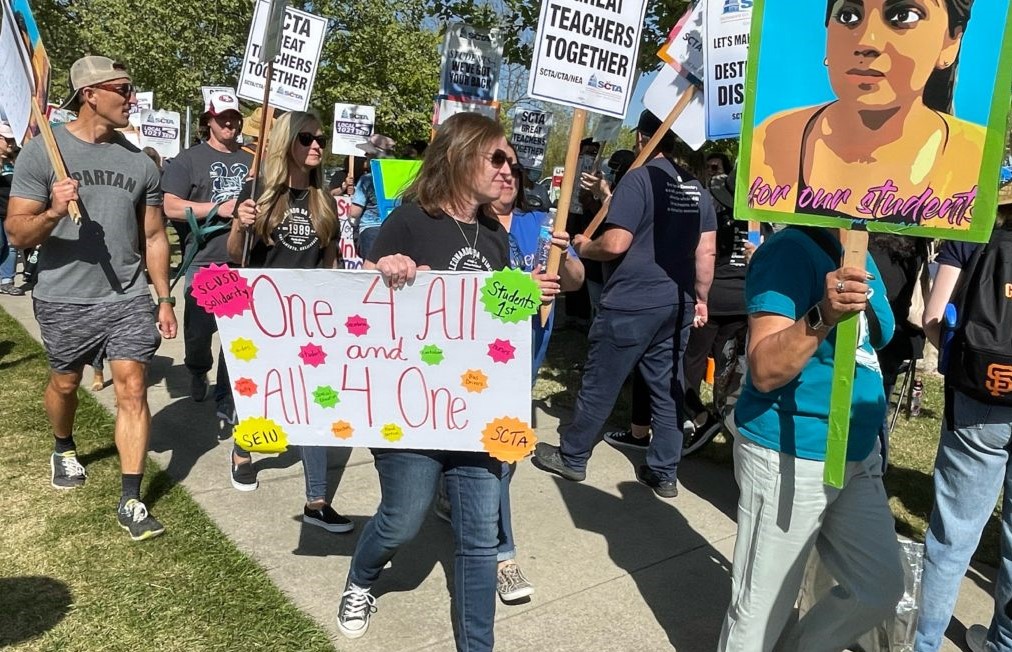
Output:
[825, 0, 963, 110]
[471, 135, 511, 204]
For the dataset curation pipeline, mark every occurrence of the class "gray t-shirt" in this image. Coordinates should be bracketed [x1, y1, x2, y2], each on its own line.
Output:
[161, 142, 252, 266]
[11, 125, 162, 304]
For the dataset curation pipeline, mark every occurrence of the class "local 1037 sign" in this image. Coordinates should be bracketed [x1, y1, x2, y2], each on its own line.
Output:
[237, 0, 327, 112]
[191, 266, 541, 462]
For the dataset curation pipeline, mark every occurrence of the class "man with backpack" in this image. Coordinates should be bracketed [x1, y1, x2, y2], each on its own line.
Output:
[915, 187, 1012, 652]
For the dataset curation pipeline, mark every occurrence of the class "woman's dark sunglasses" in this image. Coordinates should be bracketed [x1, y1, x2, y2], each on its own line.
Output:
[297, 132, 327, 147]
[484, 149, 511, 168]
[509, 163, 524, 178]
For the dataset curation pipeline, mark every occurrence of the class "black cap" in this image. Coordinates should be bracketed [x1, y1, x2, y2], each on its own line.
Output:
[607, 149, 635, 171]
[580, 137, 599, 149]
[634, 110, 663, 137]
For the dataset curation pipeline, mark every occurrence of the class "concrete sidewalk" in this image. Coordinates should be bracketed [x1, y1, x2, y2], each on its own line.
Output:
[0, 290, 994, 651]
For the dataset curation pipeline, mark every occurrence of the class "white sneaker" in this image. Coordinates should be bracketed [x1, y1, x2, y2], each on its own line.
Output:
[966, 624, 989, 652]
[337, 583, 376, 639]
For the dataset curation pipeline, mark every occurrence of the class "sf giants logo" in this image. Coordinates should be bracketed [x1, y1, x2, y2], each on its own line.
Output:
[986, 364, 1012, 398]
[1006, 283, 1012, 298]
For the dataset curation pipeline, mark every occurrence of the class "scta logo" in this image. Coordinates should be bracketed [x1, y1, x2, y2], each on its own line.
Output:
[722, 0, 753, 13]
[587, 75, 623, 93]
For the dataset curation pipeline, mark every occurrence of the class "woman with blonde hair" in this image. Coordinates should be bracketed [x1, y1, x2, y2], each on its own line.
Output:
[337, 112, 512, 650]
[227, 111, 351, 532]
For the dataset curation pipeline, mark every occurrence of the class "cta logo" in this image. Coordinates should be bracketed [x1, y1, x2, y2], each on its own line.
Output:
[722, 0, 753, 13]
[587, 75, 623, 94]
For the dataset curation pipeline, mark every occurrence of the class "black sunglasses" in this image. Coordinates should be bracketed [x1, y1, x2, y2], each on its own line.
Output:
[509, 163, 524, 178]
[484, 149, 510, 168]
[93, 83, 135, 99]
[297, 132, 327, 147]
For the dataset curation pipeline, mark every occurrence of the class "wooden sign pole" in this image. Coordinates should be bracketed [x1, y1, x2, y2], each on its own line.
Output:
[539, 108, 588, 327]
[347, 154, 356, 188]
[29, 99, 82, 224]
[241, 62, 276, 267]
[582, 85, 697, 239]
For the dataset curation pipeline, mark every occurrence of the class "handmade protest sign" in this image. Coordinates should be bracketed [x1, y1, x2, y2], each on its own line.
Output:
[736, 0, 1012, 485]
[335, 195, 363, 269]
[128, 91, 153, 128]
[703, 0, 750, 140]
[658, 0, 704, 87]
[439, 23, 503, 102]
[331, 103, 374, 156]
[0, 0, 34, 143]
[11, 0, 48, 130]
[202, 269, 535, 461]
[511, 109, 552, 171]
[527, 0, 648, 118]
[370, 159, 422, 221]
[237, 0, 327, 112]
[432, 95, 500, 128]
[138, 109, 180, 159]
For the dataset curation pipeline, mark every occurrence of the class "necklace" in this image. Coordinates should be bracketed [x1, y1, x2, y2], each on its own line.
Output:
[451, 215, 479, 251]
[290, 187, 310, 201]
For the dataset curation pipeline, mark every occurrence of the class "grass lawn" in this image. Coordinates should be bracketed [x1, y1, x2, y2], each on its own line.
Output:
[535, 327, 1003, 569]
[0, 308, 335, 651]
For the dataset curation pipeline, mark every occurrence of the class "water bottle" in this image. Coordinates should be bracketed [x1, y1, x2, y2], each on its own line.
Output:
[939, 303, 958, 374]
[910, 379, 923, 417]
[535, 209, 556, 271]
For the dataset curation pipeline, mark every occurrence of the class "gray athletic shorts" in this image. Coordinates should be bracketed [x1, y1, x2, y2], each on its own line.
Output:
[34, 294, 161, 373]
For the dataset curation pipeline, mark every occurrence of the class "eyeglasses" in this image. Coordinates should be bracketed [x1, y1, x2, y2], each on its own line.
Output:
[93, 83, 136, 99]
[483, 149, 510, 168]
[297, 132, 327, 147]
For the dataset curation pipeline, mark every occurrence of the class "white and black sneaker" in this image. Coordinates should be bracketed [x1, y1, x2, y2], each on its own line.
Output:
[231, 459, 258, 491]
[497, 561, 534, 603]
[50, 451, 87, 489]
[303, 504, 353, 533]
[337, 583, 376, 639]
[603, 430, 650, 450]
[117, 499, 165, 541]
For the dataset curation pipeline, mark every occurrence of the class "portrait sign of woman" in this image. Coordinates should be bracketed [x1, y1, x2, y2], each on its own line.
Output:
[737, 0, 1012, 243]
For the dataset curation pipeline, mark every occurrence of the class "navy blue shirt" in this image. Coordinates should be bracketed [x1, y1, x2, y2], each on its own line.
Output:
[936, 239, 979, 269]
[599, 157, 716, 311]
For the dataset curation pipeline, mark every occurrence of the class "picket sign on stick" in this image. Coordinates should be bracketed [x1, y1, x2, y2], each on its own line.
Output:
[582, 86, 698, 239]
[29, 98, 81, 224]
[347, 155, 356, 186]
[823, 228, 869, 488]
[539, 108, 588, 327]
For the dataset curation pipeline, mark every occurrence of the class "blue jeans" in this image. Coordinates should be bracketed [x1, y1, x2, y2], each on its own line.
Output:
[561, 303, 693, 482]
[915, 390, 1012, 652]
[347, 449, 501, 652]
[301, 446, 328, 503]
[0, 223, 16, 283]
[357, 226, 380, 262]
[498, 462, 516, 562]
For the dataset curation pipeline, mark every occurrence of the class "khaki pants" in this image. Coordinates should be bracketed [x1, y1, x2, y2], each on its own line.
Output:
[719, 435, 904, 652]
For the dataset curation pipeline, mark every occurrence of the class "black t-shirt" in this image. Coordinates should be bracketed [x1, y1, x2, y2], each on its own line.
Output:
[236, 182, 332, 269]
[368, 202, 509, 271]
[600, 157, 717, 311]
[707, 198, 749, 316]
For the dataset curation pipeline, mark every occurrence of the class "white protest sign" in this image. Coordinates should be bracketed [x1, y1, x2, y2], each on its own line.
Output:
[658, 0, 704, 87]
[644, 64, 706, 151]
[237, 0, 327, 112]
[129, 91, 153, 127]
[592, 115, 623, 144]
[0, 0, 34, 144]
[195, 268, 535, 459]
[704, 0, 751, 140]
[527, 0, 648, 119]
[138, 109, 180, 159]
[335, 195, 362, 269]
[511, 109, 553, 170]
[331, 103, 374, 156]
[439, 23, 504, 102]
[46, 106, 75, 125]
[432, 95, 499, 127]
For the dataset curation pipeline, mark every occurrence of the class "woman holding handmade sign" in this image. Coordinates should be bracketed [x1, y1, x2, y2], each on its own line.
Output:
[337, 113, 513, 650]
[749, 0, 985, 223]
[226, 111, 352, 533]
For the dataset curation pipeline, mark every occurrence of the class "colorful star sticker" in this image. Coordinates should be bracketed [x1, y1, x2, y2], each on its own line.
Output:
[487, 338, 516, 364]
[460, 369, 489, 393]
[313, 385, 340, 408]
[234, 377, 258, 397]
[230, 337, 258, 362]
[381, 423, 404, 443]
[345, 314, 370, 337]
[420, 344, 445, 366]
[299, 343, 327, 367]
[331, 420, 354, 440]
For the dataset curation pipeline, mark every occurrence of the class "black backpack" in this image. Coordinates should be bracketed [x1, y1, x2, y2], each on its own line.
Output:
[947, 226, 1012, 405]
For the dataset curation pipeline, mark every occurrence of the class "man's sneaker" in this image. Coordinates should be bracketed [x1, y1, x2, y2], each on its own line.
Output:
[531, 443, 586, 482]
[603, 429, 650, 450]
[0, 282, 25, 295]
[337, 583, 376, 639]
[965, 624, 988, 652]
[117, 499, 165, 541]
[636, 465, 679, 498]
[50, 451, 87, 489]
[231, 459, 258, 491]
[190, 373, 210, 402]
[497, 562, 535, 603]
[304, 504, 354, 533]
[216, 399, 237, 426]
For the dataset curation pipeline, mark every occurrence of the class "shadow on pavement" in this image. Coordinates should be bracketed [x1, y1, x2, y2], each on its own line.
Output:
[551, 476, 732, 650]
[0, 576, 72, 646]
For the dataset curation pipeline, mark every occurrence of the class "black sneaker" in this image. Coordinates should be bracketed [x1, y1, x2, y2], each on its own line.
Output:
[190, 373, 210, 402]
[0, 282, 25, 296]
[603, 429, 650, 450]
[337, 583, 376, 639]
[497, 561, 535, 602]
[636, 465, 679, 498]
[531, 443, 586, 482]
[216, 397, 237, 425]
[50, 451, 87, 489]
[117, 499, 166, 541]
[304, 504, 353, 533]
[231, 459, 258, 491]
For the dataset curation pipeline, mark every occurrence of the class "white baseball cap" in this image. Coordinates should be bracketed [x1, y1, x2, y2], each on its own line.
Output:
[0, 122, 14, 139]
[204, 91, 241, 117]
